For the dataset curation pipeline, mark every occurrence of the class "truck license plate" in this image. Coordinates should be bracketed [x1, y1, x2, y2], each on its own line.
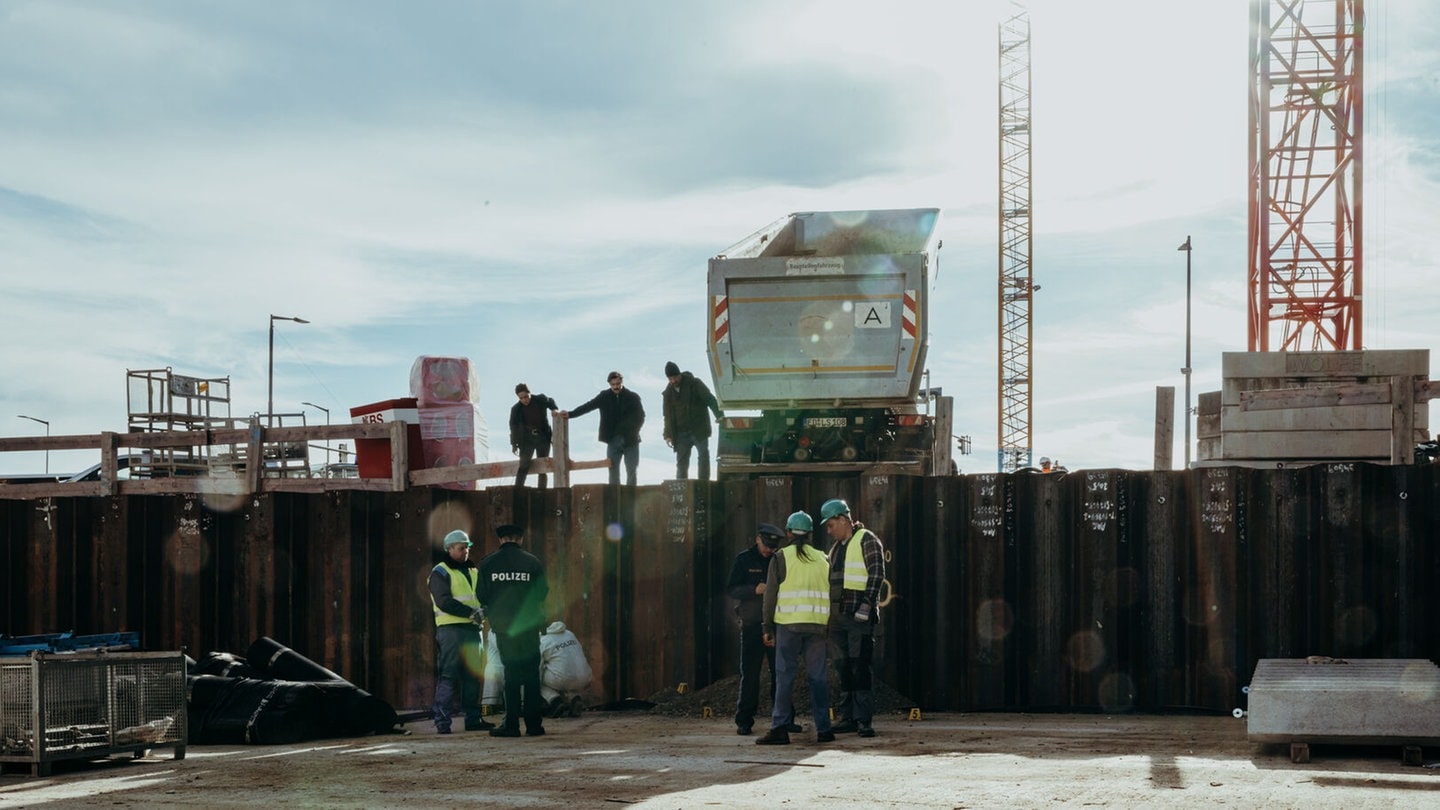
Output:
[806, 417, 848, 428]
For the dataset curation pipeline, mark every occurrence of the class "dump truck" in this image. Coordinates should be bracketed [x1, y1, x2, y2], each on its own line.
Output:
[706, 208, 954, 477]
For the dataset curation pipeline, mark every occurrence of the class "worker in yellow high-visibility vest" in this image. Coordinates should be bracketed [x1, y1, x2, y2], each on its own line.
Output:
[821, 498, 885, 738]
[427, 529, 493, 734]
[755, 510, 835, 746]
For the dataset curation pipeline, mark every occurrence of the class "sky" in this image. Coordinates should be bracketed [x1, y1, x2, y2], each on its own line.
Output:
[2, 0, 1438, 481]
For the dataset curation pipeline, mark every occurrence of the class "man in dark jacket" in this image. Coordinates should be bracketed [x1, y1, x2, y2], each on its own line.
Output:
[477, 523, 550, 737]
[661, 360, 723, 481]
[509, 383, 560, 488]
[725, 521, 798, 736]
[560, 371, 645, 488]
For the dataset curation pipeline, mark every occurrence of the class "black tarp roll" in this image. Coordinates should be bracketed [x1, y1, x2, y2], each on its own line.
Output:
[244, 636, 398, 734]
[186, 675, 326, 745]
[194, 651, 262, 679]
[246, 637, 344, 682]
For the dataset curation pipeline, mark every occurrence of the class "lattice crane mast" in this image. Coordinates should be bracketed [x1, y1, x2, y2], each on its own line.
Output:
[998, 3, 1034, 472]
[1248, 0, 1363, 351]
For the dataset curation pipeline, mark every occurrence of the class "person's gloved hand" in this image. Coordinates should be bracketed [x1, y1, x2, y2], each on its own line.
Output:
[853, 602, 872, 623]
[470, 608, 485, 626]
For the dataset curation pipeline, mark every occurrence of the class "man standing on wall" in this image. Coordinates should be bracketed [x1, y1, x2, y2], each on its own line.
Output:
[427, 529, 493, 734]
[661, 360, 723, 481]
[560, 371, 645, 488]
[478, 523, 550, 737]
[510, 383, 560, 488]
[821, 498, 885, 738]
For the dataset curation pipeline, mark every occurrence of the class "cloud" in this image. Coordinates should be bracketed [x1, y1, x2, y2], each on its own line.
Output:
[2, 0, 1437, 479]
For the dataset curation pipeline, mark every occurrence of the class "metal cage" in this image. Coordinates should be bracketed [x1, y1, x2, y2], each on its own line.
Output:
[0, 650, 186, 777]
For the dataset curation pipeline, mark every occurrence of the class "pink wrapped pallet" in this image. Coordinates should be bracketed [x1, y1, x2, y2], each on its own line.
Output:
[418, 402, 491, 490]
[409, 356, 479, 406]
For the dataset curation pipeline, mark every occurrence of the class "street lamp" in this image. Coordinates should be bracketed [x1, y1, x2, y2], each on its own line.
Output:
[268, 315, 310, 427]
[302, 401, 330, 468]
[16, 414, 50, 475]
[1177, 236, 1193, 469]
[301, 401, 329, 423]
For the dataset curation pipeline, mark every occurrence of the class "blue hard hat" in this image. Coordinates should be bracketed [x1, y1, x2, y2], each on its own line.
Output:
[443, 529, 472, 548]
[820, 499, 851, 521]
[785, 511, 813, 534]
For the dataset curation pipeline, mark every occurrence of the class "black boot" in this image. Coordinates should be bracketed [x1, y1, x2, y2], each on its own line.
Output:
[755, 727, 790, 745]
[854, 690, 875, 737]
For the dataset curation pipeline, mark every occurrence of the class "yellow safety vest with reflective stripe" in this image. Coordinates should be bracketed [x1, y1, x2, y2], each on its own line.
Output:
[835, 528, 870, 591]
[774, 545, 831, 625]
[432, 563, 480, 626]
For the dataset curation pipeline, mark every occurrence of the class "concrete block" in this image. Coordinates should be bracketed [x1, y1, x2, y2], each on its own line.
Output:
[1221, 430, 1392, 460]
[1222, 403, 1396, 432]
[1223, 350, 1429, 380]
[1196, 437, 1222, 461]
[1197, 414, 1221, 439]
[1247, 659, 1440, 745]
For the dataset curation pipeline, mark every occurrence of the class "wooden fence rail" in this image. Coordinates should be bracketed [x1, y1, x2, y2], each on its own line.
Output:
[2, 463, 1437, 715]
[0, 418, 608, 499]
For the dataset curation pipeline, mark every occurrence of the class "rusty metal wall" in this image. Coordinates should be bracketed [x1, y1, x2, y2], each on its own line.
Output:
[2, 465, 1437, 714]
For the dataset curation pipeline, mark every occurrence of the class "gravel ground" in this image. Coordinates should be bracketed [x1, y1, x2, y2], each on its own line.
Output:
[6, 711, 1440, 808]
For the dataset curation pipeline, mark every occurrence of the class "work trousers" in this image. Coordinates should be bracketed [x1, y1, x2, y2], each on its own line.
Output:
[672, 431, 712, 481]
[735, 621, 777, 729]
[772, 626, 831, 734]
[495, 630, 544, 733]
[605, 436, 639, 487]
[433, 624, 483, 729]
[832, 612, 876, 726]
[516, 434, 552, 488]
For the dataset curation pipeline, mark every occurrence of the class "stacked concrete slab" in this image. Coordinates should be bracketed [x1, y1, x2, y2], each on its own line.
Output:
[1196, 350, 1432, 467]
[1246, 658, 1440, 763]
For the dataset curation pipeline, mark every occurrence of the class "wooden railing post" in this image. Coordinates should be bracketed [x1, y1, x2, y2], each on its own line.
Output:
[552, 416, 572, 489]
[99, 431, 120, 496]
[1154, 386, 1175, 471]
[390, 419, 409, 491]
[245, 418, 263, 494]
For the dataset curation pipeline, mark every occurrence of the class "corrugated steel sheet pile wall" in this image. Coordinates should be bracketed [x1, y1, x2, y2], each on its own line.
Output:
[2, 465, 1437, 714]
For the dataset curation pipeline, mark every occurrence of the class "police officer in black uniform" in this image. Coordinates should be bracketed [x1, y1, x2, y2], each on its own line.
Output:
[478, 523, 550, 737]
[725, 521, 800, 736]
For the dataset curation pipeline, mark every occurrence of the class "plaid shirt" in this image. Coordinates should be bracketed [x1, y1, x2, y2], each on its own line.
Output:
[829, 526, 885, 617]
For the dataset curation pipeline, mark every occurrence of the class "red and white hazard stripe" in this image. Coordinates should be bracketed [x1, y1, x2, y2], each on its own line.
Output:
[713, 295, 729, 343]
[901, 289, 918, 339]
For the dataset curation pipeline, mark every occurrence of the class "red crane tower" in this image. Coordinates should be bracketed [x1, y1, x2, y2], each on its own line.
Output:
[1248, 0, 1364, 351]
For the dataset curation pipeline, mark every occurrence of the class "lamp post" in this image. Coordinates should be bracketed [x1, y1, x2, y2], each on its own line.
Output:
[1177, 236, 1193, 469]
[302, 401, 330, 469]
[268, 315, 310, 427]
[301, 401, 329, 424]
[16, 414, 50, 475]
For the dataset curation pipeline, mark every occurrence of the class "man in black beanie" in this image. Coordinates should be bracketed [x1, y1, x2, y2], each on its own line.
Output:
[661, 360, 723, 480]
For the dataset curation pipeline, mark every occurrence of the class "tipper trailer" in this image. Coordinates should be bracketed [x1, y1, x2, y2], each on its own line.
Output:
[707, 208, 953, 477]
